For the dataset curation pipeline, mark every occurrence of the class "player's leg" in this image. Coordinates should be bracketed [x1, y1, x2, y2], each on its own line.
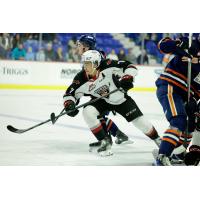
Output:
[99, 113, 131, 144]
[154, 84, 188, 165]
[82, 99, 113, 156]
[114, 96, 161, 146]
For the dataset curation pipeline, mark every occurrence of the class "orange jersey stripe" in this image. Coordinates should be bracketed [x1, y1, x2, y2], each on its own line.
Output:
[165, 68, 187, 82]
[167, 85, 177, 117]
[160, 77, 188, 92]
[165, 129, 181, 137]
[160, 73, 200, 98]
[162, 137, 177, 146]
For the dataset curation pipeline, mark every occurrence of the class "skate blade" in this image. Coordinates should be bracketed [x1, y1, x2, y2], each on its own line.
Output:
[171, 159, 184, 165]
[115, 139, 134, 145]
[98, 150, 113, 157]
[89, 146, 99, 153]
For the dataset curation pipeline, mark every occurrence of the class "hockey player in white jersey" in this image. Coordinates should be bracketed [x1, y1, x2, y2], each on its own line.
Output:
[63, 50, 161, 156]
[75, 34, 130, 145]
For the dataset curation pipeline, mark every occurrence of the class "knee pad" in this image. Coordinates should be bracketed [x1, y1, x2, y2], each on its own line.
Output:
[170, 115, 187, 132]
[82, 105, 100, 127]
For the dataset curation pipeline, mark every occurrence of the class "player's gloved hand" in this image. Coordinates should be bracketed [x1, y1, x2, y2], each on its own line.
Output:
[64, 100, 79, 117]
[112, 74, 133, 91]
[184, 145, 200, 165]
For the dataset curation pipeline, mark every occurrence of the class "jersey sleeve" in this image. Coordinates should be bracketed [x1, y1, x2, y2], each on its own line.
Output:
[114, 60, 138, 78]
[158, 37, 191, 58]
[63, 71, 85, 104]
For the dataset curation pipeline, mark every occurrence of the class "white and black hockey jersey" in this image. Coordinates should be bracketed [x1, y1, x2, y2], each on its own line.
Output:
[63, 59, 138, 105]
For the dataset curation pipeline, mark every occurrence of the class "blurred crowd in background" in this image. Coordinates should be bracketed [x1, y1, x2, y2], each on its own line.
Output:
[0, 33, 199, 66]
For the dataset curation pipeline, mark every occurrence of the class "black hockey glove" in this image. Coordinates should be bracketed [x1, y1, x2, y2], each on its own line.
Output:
[184, 145, 200, 166]
[64, 100, 79, 117]
[112, 74, 133, 91]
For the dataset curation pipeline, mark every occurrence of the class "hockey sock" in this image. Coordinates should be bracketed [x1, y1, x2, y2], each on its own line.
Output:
[102, 117, 118, 137]
[178, 132, 192, 147]
[145, 126, 159, 140]
[159, 141, 177, 156]
[159, 128, 180, 156]
[90, 123, 107, 141]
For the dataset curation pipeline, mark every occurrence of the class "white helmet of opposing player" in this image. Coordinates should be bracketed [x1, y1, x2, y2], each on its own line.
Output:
[81, 50, 102, 68]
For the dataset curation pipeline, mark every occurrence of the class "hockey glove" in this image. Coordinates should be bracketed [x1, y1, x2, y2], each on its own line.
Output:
[112, 74, 133, 91]
[64, 100, 79, 117]
[184, 145, 200, 166]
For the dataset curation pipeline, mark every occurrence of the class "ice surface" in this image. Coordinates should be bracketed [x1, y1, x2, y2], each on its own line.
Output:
[0, 89, 169, 166]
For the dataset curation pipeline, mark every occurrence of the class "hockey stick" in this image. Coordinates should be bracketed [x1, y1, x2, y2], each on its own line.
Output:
[7, 88, 120, 134]
[50, 108, 65, 124]
[185, 33, 193, 147]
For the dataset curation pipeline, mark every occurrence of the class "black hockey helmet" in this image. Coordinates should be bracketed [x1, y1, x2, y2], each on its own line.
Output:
[78, 34, 96, 50]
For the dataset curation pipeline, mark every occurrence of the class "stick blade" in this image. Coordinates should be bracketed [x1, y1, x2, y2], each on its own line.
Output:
[50, 113, 56, 124]
[7, 125, 26, 134]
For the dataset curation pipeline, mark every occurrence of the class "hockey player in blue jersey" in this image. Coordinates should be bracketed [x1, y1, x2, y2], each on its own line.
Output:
[75, 34, 131, 145]
[154, 36, 200, 165]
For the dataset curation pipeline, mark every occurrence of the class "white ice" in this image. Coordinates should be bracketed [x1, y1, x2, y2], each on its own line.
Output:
[0, 89, 169, 166]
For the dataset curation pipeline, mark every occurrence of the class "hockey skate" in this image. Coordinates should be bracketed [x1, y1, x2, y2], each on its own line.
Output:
[153, 154, 172, 166]
[170, 152, 185, 164]
[97, 137, 113, 156]
[170, 145, 186, 164]
[152, 149, 183, 165]
[89, 141, 101, 152]
[115, 130, 133, 145]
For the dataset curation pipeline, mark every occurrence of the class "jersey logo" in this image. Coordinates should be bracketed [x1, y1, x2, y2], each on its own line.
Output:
[94, 85, 110, 96]
[89, 83, 96, 91]
[194, 72, 200, 85]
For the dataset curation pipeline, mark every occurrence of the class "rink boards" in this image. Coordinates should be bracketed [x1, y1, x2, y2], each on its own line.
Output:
[0, 60, 163, 91]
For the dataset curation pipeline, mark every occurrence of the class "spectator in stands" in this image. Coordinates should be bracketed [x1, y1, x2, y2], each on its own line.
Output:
[25, 46, 35, 61]
[137, 49, 149, 65]
[36, 47, 46, 61]
[68, 37, 76, 51]
[11, 43, 26, 60]
[66, 36, 78, 62]
[0, 33, 12, 51]
[12, 34, 23, 50]
[45, 43, 55, 61]
[0, 45, 6, 59]
[0, 33, 12, 58]
[67, 47, 79, 62]
[117, 48, 126, 60]
[126, 48, 137, 64]
[107, 49, 118, 60]
[150, 33, 158, 43]
[55, 47, 65, 62]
